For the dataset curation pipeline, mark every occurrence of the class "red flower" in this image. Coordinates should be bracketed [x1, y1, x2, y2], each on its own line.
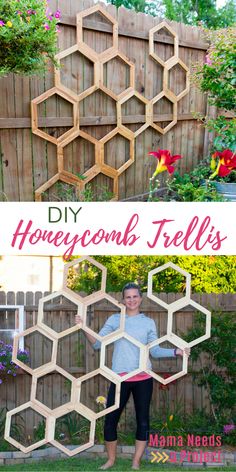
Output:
[210, 149, 236, 179]
[148, 149, 182, 178]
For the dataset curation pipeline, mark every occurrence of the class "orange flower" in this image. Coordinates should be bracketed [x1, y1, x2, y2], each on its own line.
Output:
[149, 149, 182, 178]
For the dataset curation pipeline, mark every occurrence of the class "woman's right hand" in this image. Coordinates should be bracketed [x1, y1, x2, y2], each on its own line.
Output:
[74, 315, 97, 345]
[75, 315, 83, 325]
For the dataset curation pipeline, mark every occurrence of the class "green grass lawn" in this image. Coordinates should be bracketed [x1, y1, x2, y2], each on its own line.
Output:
[2, 458, 236, 471]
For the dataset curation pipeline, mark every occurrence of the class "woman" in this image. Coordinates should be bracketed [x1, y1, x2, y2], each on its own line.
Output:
[75, 283, 190, 470]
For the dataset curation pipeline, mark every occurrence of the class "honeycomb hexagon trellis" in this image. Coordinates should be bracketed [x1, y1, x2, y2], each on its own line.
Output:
[31, 5, 190, 201]
[5, 259, 210, 456]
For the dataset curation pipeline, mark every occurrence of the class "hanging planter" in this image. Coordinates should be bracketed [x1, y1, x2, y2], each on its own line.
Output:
[0, 0, 60, 76]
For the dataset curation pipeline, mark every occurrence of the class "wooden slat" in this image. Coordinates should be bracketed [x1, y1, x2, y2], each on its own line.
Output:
[59, 15, 208, 51]
[0, 113, 199, 129]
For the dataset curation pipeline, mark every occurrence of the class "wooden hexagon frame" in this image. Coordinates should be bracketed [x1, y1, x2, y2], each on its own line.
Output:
[5, 260, 210, 456]
[76, 4, 119, 61]
[100, 127, 135, 176]
[78, 368, 121, 419]
[146, 334, 188, 384]
[54, 44, 100, 100]
[100, 51, 135, 101]
[31, 7, 190, 201]
[49, 404, 96, 456]
[5, 401, 52, 454]
[147, 262, 192, 309]
[82, 292, 126, 343]
[149, 21, 179, 68]
[100, 332, 147, 382]
[31, 86, 79, 145]
[168, 298, 211, 348]
[37, 289, 85, 339]
[34, 171, 84, 202]
[147, 91, 178, 134]
[31, 365, 76, 415]
[117, 90, 150, 138]
[165, 58, 190, 101]
[63, 256, 107, 302]
[12, 325, 57, 375]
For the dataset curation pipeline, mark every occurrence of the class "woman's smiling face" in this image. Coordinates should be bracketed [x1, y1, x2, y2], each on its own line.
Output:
[123, 288, 142, 314]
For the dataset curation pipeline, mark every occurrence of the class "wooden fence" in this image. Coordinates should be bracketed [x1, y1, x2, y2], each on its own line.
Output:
[0, 0, 217, 202]
[0, 291, 235, 436]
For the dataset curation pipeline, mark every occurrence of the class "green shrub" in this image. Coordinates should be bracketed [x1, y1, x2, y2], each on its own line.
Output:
[0, 0, 60, 76]
[185, 310, 236, 444]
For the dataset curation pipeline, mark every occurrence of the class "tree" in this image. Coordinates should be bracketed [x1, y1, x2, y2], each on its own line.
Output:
[162, 0, 236, 28]
[107, 0, 236, 27]
[216, 0, 236, 28]
[107, 0, 163, 15]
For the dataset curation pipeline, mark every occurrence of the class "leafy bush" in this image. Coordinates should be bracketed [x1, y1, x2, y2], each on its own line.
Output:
[44, 182, 114, 202]
[185, 311, 236, 444]
[192, 26, 236, 182]
[193, 27, 236, 111]
[0, 0, 60, 76]
[164, 164, 225, 201]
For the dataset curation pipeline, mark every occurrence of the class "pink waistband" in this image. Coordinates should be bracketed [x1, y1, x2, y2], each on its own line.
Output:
[119, 372, 152, 382]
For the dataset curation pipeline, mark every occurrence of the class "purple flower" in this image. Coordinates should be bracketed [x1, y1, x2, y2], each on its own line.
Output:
[18, 349, 29, 355]
[0, 20, 5, 26]
[44, 23, 50, 30]
[54, 9, 61, 19]
[0, 363, 4, 371]
[0, 379, 2, 384]
[205, 54, 213, 66]
[224, 424, 235, 434]
[13, 373, 17, 377]
[7, 370, 12, 375]
[27, 9, 36, 15]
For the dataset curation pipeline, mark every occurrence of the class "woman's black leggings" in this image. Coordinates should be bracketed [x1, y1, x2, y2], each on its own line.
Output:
[104, 377, 153, 441]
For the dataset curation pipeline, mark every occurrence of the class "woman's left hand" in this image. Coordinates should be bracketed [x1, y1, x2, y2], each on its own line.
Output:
[176, 347, 191, 357]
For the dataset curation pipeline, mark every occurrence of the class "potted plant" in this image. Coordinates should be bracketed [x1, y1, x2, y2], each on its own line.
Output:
[0, 0, 60, 76]
[208, 149, 236, 201]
